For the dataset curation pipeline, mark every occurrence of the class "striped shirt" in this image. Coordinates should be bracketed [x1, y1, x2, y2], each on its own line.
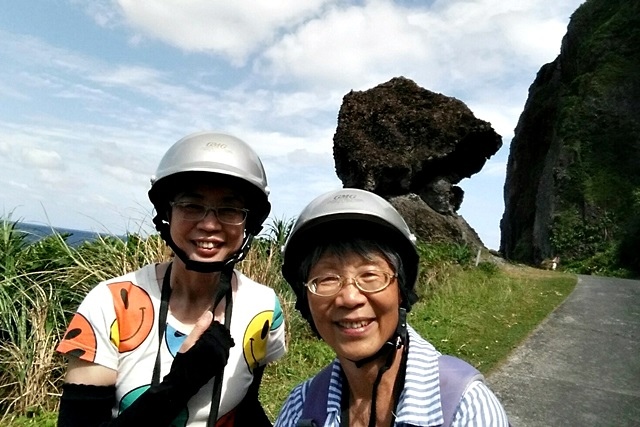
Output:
[274, 325, 509, 426]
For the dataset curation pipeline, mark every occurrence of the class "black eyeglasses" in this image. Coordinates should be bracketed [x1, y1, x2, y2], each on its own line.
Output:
[305, 270, 396, 297]
[170, 201, 249, 225]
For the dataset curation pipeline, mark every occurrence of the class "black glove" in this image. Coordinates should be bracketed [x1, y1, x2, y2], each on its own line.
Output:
[164, 320, 235, 396]
[58, 321, 235, 427]
[57, 383, 116, 427]
[114, 321, 234, 426]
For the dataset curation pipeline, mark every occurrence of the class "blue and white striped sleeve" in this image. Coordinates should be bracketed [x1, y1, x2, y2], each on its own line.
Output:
[452, 380, 510, 426]
[273, 381, 308, 427]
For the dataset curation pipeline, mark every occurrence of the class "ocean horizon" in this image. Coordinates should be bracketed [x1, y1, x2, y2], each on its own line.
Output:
[13, 222, 123, 247]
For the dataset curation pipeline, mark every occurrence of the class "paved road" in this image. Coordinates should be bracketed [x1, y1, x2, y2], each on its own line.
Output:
[487, 274, 640, 426]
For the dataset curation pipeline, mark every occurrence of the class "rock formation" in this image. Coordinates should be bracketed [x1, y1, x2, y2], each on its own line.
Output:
[500, 0, 640, 267]
[333, 76, 502, 248]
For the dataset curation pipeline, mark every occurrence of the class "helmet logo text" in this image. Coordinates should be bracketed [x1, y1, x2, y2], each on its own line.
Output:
[333, 194, 357, 201]
[205, 142, 229, 151]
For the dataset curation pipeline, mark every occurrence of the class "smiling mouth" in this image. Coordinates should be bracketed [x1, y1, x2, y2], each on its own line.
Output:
[338, 320, 371, 329]
[196, 241, 220, 249]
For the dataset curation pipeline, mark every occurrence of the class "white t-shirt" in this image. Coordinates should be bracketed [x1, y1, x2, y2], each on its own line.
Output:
[57, 262, 287, 426]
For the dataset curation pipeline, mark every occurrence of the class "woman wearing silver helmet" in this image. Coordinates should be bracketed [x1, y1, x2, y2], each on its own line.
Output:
[56, 132, 286, 426]
[275, 188, 509, 427]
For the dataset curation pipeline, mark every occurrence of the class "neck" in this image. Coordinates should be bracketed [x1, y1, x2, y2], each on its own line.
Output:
[339, 346, 404, 425]
[168, 260, 226, 324]
[340, 347, 403, 404]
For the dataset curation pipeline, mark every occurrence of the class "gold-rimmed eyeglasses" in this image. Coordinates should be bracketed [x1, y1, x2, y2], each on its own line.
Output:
[305, 270, 396, 297]
[170, 201, 249, 225]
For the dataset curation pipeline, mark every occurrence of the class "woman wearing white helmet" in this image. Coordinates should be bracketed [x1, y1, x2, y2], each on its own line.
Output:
[275, 188, 509, 427]
[56, 132, 286, 426]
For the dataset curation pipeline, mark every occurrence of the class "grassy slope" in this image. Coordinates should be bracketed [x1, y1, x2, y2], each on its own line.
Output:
[258, 261, 576, 420]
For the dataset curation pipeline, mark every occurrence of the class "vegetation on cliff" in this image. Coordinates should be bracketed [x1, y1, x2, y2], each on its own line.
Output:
[553, 0, 640, 275]
[502, 0, 640, 276]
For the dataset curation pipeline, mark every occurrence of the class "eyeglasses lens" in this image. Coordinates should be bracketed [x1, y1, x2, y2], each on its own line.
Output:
[308, 271, 393, 296]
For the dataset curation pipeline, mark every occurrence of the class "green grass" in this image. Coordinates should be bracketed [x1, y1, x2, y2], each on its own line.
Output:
[257, 258, 576, 420]
[0, 218, 577, 425]
[409, 264, 575, 372]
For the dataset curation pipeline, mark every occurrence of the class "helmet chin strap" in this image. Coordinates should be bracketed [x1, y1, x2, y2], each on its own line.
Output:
[342, 308, 408, 427]
[350, 307, 408, 368]
[153, 214, 254, 273]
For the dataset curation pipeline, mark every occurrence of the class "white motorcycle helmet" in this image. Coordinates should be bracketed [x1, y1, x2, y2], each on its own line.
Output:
[282, 188, 419, 326]
[149, 131, 271, 271]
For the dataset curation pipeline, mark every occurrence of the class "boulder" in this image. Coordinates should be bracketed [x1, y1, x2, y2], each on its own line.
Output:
[333, 76, 502, 248]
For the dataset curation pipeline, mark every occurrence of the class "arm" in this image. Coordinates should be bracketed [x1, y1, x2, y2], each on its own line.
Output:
[64, 357, 117, 385]
[58, 311, 235, 427]
[56, 358, 119, 427]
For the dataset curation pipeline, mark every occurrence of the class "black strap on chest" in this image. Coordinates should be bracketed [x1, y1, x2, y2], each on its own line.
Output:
[151, 262, 234, 427]
[339, 344, 407, 427]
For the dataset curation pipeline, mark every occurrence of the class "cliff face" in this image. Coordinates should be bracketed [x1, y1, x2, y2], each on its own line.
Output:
[500, 0, 640, 266]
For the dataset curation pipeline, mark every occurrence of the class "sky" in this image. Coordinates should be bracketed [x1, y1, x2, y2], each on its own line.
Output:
[0, 0, 586, 250]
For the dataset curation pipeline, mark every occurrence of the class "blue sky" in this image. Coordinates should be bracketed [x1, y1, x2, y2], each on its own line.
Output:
[0, 0, 585, 250]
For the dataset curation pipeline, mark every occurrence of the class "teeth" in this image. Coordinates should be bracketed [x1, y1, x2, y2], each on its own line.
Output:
[196, 241, 217, 249]
[340, 320, 369, 329]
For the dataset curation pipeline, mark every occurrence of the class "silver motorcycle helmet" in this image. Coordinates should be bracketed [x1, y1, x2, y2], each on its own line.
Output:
[149, 131, 271, 271]
[282, 188, 419, 325]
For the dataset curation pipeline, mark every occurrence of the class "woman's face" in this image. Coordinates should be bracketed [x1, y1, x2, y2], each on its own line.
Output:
[307, 250, 401, 362]
[169, 183, 246, 263]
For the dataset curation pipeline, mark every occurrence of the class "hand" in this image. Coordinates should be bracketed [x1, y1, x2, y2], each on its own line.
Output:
[179, 310, 213, 353]
[164, 311, 235, 396]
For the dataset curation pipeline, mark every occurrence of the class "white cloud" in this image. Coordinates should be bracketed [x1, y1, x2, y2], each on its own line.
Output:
[38, 168, 73, 187]
[477, 155, 508, 178]
[259, 0, 432, 89]
[0, 140, 9, 155]
[115, 0, 335, 64]
[21, 147, 65, 170]
[72, 0, 122, 29]
[255, 0, 583, 99]
[1, 0, 587, 243]
[92, 65, 166, 86]
[5, 180, 31, 191]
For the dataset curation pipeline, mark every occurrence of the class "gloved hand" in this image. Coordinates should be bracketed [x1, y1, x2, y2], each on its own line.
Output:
[164, 315, 235, 396]
[109, 312, 234, 426]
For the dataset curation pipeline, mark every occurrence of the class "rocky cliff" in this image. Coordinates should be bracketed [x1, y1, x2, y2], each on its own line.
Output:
[500, 0, 640, 268]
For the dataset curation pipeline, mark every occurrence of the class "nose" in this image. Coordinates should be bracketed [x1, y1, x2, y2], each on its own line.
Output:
[198, 208, 223, 228]
[335, 277, 366, 306]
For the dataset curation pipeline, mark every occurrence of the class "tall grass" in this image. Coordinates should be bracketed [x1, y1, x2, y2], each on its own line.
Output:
[0, 217, 577, 425]
[0, 220, 72, 418]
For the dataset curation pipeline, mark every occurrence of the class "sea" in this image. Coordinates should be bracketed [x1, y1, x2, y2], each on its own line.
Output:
[12, 222, 122, 248]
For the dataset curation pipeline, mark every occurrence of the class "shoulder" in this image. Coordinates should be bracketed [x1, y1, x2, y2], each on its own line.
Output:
[405, 325, 441, 373]
[406, 324, 440, 353]
[275, 362, 340, 427]
[88, 264, 160, 306]
[454, 380, 510, 426]
[234, 270, 273, 291]
[230, 270, 286, 362]
[234, 270, 282, 309]
[95, 264, 158, 292]
[274, 378, 310, 426]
